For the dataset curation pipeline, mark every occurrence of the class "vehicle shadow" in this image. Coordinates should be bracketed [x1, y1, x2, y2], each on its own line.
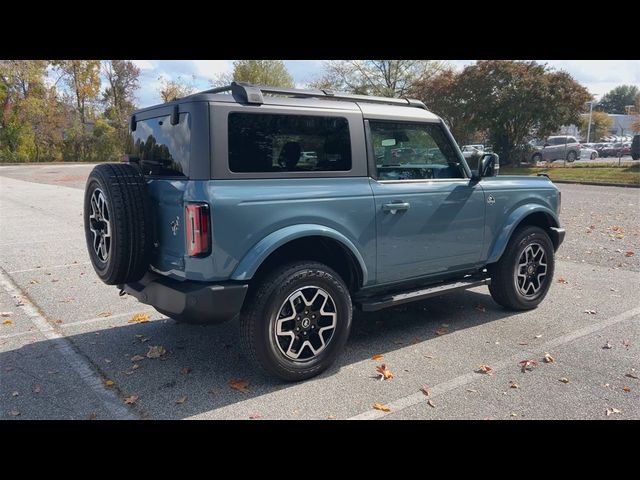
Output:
[2, 288, 519, 419]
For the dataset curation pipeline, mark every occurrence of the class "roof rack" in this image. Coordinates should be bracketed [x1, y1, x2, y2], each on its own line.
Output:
[188, 81, 427, 110]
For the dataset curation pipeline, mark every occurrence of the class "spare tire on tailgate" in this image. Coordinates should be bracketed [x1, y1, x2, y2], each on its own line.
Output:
[84, 163, 152, 285]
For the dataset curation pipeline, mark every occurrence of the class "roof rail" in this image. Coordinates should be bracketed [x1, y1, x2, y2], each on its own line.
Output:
[190, 81, 427, 110]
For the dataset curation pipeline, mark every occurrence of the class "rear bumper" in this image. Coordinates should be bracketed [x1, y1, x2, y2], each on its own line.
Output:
[549, 227, 566, 250]
[122, 273, 248, 324]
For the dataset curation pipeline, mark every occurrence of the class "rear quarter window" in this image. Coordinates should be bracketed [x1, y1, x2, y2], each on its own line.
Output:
[130, 113, 191, 177]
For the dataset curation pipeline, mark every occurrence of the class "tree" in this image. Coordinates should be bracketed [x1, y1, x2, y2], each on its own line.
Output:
[53, 60, 101, 123]
[578, 111, 613, 142]
[453, 61, 590, 164]
[311, 60, 446, 97]
[102, 60, 140, 153]
[231, 60, 294, 87]
[632, 116, 640, 134]
[158, 75, 196, 102]
[596, 85, 639, 114]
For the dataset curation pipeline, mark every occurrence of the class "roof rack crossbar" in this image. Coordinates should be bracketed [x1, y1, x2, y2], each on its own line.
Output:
[190, 82, 427, 110]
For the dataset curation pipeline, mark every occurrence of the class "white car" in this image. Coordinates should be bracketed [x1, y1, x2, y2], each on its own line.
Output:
[460, 145, 484, 159]
[580, 147, 598, 160]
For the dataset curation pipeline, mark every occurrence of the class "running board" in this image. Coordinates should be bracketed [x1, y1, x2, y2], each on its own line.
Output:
[357, 278, 491, 312]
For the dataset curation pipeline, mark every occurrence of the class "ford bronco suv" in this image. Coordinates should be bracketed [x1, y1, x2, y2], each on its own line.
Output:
[84, 82, 565, 381]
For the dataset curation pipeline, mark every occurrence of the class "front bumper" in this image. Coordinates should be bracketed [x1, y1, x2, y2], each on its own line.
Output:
[122, 273, 248, 324]
[549, 227, 566, 250]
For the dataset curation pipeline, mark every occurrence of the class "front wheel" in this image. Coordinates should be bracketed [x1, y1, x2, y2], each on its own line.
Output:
[240, 261, 352, 381]
[488, 226, 555, 310]
[567, 151, 577, 162]
[590, 152, 597, 160]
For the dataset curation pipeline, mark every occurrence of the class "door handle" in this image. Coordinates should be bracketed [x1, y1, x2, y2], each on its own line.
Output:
[383, 202, 410, 214]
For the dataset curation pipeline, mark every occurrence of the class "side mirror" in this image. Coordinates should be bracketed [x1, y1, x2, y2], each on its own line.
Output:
[475, 153, 499, 179]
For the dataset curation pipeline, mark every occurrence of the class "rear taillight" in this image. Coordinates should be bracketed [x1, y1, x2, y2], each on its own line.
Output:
[185, 203, 210, 257]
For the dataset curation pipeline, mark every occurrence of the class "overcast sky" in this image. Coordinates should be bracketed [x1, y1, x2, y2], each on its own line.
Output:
[130, 60, 640, 108]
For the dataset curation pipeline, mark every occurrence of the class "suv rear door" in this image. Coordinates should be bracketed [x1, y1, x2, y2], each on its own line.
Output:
[365, 115, 485, 285]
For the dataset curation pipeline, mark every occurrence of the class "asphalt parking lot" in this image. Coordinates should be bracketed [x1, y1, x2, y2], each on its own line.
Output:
[1, 164, 638, 420]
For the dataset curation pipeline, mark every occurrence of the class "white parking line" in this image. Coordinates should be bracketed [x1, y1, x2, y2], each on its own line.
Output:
[0, 329, 41, 341]
[0, 266, 138, 420]
[8, 261, 91, 274]
[348, 306, 640, 420]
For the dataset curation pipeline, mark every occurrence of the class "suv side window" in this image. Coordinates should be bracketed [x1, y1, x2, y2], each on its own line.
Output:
[130, 113, 191, 177]
[228, 112, 351, 173]
[370, 121, 464, 181]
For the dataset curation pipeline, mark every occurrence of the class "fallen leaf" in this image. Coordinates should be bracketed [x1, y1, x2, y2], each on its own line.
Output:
[96, 311, 112, 317]
[104, 358, 112, 364]
[180, 367, 192, 375]
[146, 345, 166, 359]
[371, 354, 384, 361]
[435, 327, 449, 336]
[623, 386, 631, 393]
[584, 309, 597, 315]
[131, 363, 141, 370]
[476, 364, 493, 375]
[0, 312, 13, 317]
[2, 319, 12, 326]
[30, 279, 39, 284]
[423, 354, 434, 359]
[622, 340, 631, 349]
[557, 277, 568, 284]
[376, 364, 394, 380]
[373, 403, 391, 412]
[15, 298, 25, 306]
[559, 377, 570, 384]
[103, 379, 115, 386]
[33, 385, 41, 393]
[11, 391, 19, 397]
[610, 288, 618, 292]
[624, 251, 635, 257]
[51, 279, 58, 283]
[248, 413, 261, 420]
[602, 341, 612, 349]
[606, 407, 621, 416]
[518, 342, 529, 346]
[128, 313, 150, 324]
[124, 395, 139, 405]
[327, 415, 337, 420]
[426, 399, 436, 408]
[130, 354, 145, 362]
[229, 379, 250, 393]
[615, 233, 624, 239]
[519, 360, 538, 373]
[509, 381, 519, 389]
[420, 385, 430, 396]
[511, 413, 518, 417]
[175, 395, 188, 405]
[474, 304, 486, 312]
[9, 410, 20, 417]
[88, 413, 97, 420]
[534, 334, 543, 339]
[543, 353, 555, 363]
[393, 340, 404, 345]
[466, 389, 478, 393]
[625, 373, 639, 380]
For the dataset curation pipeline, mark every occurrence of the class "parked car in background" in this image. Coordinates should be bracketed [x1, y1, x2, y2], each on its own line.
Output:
[620, 143, 631, 157]
[599, 143, 617, 157]
[530, 136, 581, 163]
[580, 147, 598, 160]
[632, 135, 640, 160]
[461, 145, 483, 159]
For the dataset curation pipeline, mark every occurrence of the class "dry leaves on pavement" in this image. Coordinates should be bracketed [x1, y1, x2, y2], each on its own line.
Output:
[0, 312, 13, 317]
[624, 251, 635, 257]
[420, 385, 430, 396]
[180, 367, 192, 375]
[103, 379, 115, 386]
[543, 353, 555, 363]
[474, 304, 486, 312]
[130, 354, 145, 362]
[96, 311, 112, 317]
[559, 377, 570, 384]
[373, 403, 391, 412]
[426, 400, 436, 408]
[9, 410, 20, 417]
[249, 413, 261, 420]
[602, 341, 613, 349]
[2, 319, 12, 326]
[376, 364, 394, 380]
[584, 309, 597, 315]
[622, 387, 631, 393]
[146, 345, 166, 359]
[625, 373, 639, 380]
[557, 277, 568, 284]
[509, 381, 519, 389]
[371, 354, 384, 361]
[124, 395, 139, 405]
[129, 313, 150, 324]
[605, 407, 621, 416]
[476, 364, 493, 375]
[327, 415, 337, 420]
[175, 395, 188, 405]
[229, 379, 250, 393]
[435, 327, 449, 336]
[519, 360, 538, 373]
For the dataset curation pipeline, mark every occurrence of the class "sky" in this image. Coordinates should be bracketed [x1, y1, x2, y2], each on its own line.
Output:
[130, 60, 640, 108]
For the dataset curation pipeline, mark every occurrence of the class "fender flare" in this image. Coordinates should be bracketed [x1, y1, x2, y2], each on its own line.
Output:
[487, 205, 559, 264]
[230, 224, 368, 285]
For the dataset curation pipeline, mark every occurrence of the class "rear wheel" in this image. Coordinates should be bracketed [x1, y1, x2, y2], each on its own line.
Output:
[590, 152, 597, 160]
[567, 151, 577, 162]
[488, 226, 555, 311]
[84, 163, 152, 285]
[240, 261, 352, 381]
[531, 153, 542, 164]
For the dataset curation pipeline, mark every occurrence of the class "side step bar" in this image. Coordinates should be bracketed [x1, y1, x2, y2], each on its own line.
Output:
[357, 278, 491, 312]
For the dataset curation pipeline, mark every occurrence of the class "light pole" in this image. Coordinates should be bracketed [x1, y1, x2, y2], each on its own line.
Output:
[586, 94, 599, 143]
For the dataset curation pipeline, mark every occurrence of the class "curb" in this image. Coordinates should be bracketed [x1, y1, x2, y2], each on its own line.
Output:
[550, 180, 640, 188]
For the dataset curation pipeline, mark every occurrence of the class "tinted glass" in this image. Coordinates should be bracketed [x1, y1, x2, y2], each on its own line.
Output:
[130, 113, 190, 177]
[228, 113, 351, 173]
[370, 121, 464, 180]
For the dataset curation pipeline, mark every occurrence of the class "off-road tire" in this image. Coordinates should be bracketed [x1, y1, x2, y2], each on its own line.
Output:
[240, 261, 352, 381]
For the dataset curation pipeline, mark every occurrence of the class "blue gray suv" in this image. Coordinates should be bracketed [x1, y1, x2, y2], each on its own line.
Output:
[84, 82, 565, 381]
